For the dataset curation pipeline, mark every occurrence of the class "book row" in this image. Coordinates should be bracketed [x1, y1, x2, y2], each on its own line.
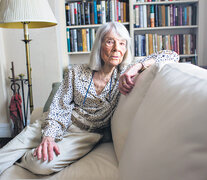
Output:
[67, 28, 96, 52]
[134, 33, 196, 57]
[134, 4, 197, 28]
[65, 0, 128, 26]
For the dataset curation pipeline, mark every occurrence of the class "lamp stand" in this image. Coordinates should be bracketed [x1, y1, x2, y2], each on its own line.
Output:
[22, 22, 33, 116]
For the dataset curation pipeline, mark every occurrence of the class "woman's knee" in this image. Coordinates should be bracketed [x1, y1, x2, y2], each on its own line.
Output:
[19, 150, 57, 175]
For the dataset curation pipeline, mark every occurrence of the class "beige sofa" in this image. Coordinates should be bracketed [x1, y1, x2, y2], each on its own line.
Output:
[1, 62, 207, 180]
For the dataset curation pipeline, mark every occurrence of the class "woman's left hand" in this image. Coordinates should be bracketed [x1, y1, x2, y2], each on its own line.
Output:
[119, 58, 155, 95]
[119, 63, 142, 95]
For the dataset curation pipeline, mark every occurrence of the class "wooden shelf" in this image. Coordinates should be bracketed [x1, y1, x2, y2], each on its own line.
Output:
[134, 25, 198, 31]
[133, 0, 198, 6]
[67, 22, 130, 29]
[68, 51, 90, 55]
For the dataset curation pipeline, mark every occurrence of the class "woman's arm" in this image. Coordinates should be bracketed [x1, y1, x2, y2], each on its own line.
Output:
[119, 50, 179, 95]
[34, 68, 75, 161]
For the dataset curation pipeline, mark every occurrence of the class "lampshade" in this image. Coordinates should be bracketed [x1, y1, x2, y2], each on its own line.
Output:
[0, 0, 57, 28]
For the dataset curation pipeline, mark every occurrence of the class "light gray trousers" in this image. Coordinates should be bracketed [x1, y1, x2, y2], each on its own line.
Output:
[0, 117, 102, 175]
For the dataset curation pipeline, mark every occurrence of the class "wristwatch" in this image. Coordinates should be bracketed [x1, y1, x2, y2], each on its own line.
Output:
[138, 62, 147, 73]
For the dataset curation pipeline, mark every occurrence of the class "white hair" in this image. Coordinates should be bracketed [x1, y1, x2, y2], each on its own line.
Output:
[89, 22, 132, 71]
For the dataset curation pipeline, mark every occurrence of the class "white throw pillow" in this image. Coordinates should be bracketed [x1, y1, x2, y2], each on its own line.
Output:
[111, 64, 161, 161]
[119, 63, 207, 180]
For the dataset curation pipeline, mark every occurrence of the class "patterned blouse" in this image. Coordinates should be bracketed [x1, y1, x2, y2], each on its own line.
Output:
[42, 50, 179, 140]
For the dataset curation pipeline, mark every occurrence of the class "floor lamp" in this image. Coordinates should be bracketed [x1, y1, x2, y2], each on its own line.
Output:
[0, 0, 57, 114]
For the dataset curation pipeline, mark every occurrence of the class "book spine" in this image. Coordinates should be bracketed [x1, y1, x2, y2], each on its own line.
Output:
[154, 5, 158, 27]
[74, 2, 78, 25]
[145, 34, 149, 56]
[85, 2, 89, 25]
[167, 5, 170, 26]
[66, 28, 70, 52]
[165, 5, 168, 26]
[65, 3, 71, 26]
[147, 5, 151, 27]
[93, 0, 98, 24]
[88, 3, 91, 24]
[184, 6, 187, 25]
[77, 29, 83, 51]
[141, 35, 146, 56]
[86, 29, 90, 51]
[183, 34, 186, 54]
[138, 35, 142, 56]
[148, 34, 153, 55]
[110, 0, 115, 21]
[118, 1, 121, 22]
[150, 5, 155, 27]
[120, 1, 124, 22]
[73, 29, 78, 52]
[178, 6, 182, 26]
[70, 29, 74, 52]
[139, 6, 144, 28]
[176, 34, 180, 55]
[161, 5, 166, 27]
[77, 2, 82, 25]
[123, 1, 127, 22]
[97, 2, 102, 24]
[81, 2, 85, 25]
[135, 5, 140, 28]
[170, 4, 173, 26]
[175, 6, 178, 26]
[90, 28, 96, 50]
[101, 0, 106, 24]
[174, 35, 177, 53]
[179, 34, 183, 54]
[143, 5, 147, 28]
[82, 29, 87, 52]
[106, 0, 110, 22]
[134, 34, 138, 57]
[192, 5, 197, 25]
[70, 3, 75, 25]
[89, 2, 94, 24]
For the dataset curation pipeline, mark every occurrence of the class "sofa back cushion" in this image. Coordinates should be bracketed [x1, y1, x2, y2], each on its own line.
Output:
[43, 82, 61, 112]
[119, 63, 207, 180]
[111, 63, 161, 161]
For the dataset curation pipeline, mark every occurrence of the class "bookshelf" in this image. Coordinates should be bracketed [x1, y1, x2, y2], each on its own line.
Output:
[130, 0, 199, 65]
[65, 0, 129, 57]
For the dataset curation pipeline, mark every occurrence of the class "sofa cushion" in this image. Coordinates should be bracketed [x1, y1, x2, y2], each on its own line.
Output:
[119, 63, 207, 180]
[43, 82, 61, 112]
[50, 142, 118, 180]
[0, 143, 118, 180]
[111, 63, 161, 161]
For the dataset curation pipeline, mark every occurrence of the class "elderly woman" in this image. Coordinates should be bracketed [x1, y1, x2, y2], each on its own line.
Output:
[0, 22, 179, 175]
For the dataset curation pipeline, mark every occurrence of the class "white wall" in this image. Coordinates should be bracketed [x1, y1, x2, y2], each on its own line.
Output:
[0, 0, 65, 136]
[0, 29, 11, 137]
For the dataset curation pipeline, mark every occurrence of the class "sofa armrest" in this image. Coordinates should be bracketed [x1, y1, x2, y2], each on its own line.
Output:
[30, 107, 43, 124]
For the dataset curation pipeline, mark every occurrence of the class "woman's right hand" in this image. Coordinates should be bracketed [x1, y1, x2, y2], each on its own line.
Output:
[33, 136, 60, 161]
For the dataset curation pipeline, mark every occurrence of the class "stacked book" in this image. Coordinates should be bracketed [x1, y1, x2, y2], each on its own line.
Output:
[65, 0, 128, 26]
[134, 4, 197, 28]
[134, 33, 196, 57]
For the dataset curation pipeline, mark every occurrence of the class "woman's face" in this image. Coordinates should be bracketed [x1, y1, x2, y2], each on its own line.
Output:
[101, 31, 127, 68]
